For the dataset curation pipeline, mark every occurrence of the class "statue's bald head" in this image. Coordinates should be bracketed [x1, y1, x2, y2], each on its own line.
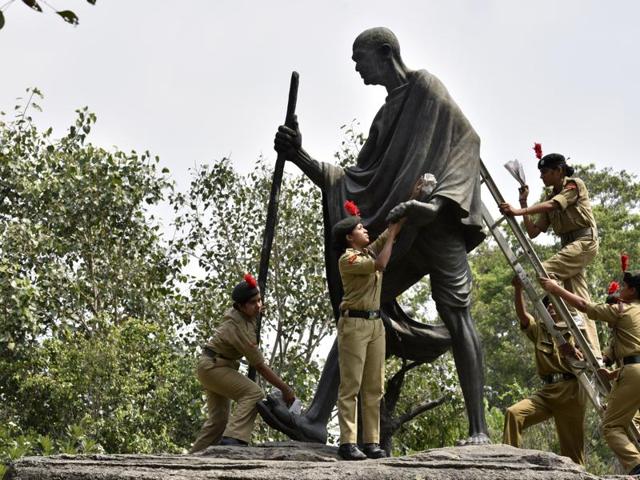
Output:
[353, 27, 402, 60]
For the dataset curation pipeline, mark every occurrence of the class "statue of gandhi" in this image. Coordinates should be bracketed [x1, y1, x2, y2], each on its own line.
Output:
[263, 26, 490, 446]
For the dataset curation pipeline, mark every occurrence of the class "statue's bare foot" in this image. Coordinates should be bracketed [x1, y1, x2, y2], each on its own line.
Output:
[256, 394, 327, 444]
[455, 433, 491, 446]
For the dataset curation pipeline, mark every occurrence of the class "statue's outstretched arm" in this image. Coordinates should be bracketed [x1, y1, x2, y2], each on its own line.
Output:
[386, 196, 449, 226]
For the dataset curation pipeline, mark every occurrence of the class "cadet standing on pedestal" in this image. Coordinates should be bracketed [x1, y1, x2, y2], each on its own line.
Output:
[190, 273, 295, 453]
[503, 277, 586, 465]
[332, 200, 402, 460]
[540, 272, 640, 476]
[500, 148, 601, 357]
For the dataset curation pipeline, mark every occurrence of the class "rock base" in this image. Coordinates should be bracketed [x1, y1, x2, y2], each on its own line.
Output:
[6, 442, 626, 479]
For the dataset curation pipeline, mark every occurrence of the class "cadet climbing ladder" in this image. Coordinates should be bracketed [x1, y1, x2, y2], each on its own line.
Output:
[478, 160, 640, 445]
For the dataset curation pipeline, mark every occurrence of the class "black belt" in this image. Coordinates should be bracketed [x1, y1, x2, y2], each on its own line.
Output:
[341, 309, 381, 319]
[202, 346, 229, 360]
[560, 227, 595, 247]
[541, 372, 576, 384]
[623, 355, 640, 365]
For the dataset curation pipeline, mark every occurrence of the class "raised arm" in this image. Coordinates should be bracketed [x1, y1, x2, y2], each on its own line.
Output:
[499, 185, 554, 238]
[512, 276, 534, 329]
[539, 277, 589, 312]
[373, 221, 403, 271]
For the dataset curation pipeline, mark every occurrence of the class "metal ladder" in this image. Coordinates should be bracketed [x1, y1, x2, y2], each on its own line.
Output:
[479, 160, 640, 444]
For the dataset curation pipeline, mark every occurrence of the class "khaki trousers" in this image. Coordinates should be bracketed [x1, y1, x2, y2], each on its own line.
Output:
[503, 378, 587, 465]
[543, 239, 601, 357]
[602, 364, 640, 472]
[337, 316, 385, 444]
[190, 355, 264, 453]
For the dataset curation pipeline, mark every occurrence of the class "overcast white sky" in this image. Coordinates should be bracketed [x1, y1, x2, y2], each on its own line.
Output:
[2, 0, 639, 220]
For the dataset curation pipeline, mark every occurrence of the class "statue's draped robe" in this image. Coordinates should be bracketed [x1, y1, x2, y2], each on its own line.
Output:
[316, 70, 486, 320]
[255, 70, 489, 439]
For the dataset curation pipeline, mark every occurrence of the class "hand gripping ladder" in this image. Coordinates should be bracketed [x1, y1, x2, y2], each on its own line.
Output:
[479, 160, 640, 445]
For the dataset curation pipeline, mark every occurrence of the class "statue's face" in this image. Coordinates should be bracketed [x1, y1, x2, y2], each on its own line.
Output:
[352, 44, 384, 85]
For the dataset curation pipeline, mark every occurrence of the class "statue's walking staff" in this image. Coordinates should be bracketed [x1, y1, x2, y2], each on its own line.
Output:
[248, 71, 299, 381]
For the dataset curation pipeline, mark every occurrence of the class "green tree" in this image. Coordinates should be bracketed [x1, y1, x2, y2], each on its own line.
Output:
[0, 0, 95, 31]
[1, 89, 198, 462]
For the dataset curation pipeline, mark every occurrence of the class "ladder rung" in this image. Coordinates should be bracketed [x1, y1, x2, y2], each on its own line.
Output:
[480, 158, 640, 449]
[489, 216, 507, 230]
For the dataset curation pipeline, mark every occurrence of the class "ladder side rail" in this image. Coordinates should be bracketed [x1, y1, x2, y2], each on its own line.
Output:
[479, 162, 605, 382]
[480, 162, 640, 446]
[480, 202, 605, 412]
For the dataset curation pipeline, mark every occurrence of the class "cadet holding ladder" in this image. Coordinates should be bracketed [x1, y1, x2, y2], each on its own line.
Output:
[540, 271, 640, 476]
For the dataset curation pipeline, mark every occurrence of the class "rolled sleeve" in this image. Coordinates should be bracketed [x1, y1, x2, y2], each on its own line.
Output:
[522, 317, 539, 343]
[229, 325, 265, 366]
[243, 346, 264, 366]
[339, 252, 376, 275]
[551, 184, 579, 211]
[584, 302, 620, 326]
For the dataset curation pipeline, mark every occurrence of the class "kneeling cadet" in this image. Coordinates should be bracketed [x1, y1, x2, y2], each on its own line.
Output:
[190, 274, 295, 452]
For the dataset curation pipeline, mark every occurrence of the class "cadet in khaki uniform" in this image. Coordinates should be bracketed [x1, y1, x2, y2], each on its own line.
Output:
[190, 274, 295, 453]
[602, 336, 640, 438]
[331, 201, 402, 461]
[500, 152, 601, 357]
[503, 276, 587, 465]
[541, 272, 640, 476]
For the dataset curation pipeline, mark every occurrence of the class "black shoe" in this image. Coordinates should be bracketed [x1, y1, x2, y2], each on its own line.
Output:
[219, 436, 248, 446]
[629, 463, 640, 476]
[338, 443, 367, 460]
[362, 443, 387, 459]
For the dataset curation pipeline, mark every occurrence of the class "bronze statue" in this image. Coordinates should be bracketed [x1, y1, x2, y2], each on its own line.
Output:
[262, 27, 489, 446]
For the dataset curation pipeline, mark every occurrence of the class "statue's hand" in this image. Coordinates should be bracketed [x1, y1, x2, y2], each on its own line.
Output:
[274, 115, 302, 160]
[386, 200, 412, 223]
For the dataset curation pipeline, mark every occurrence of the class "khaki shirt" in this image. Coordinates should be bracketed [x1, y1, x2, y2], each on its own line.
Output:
[206, 307, 265, 366]
[523, 318, 574, 376]
[584, 300, 640, 361]
[534, 177, 597, 236]
[338, 229, 390, 311]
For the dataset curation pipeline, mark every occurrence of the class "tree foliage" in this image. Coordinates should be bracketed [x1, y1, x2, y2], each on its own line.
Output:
[0, 0, 94, 31]
[2, 93, 639, 477]
[1, 90, 198, 462]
